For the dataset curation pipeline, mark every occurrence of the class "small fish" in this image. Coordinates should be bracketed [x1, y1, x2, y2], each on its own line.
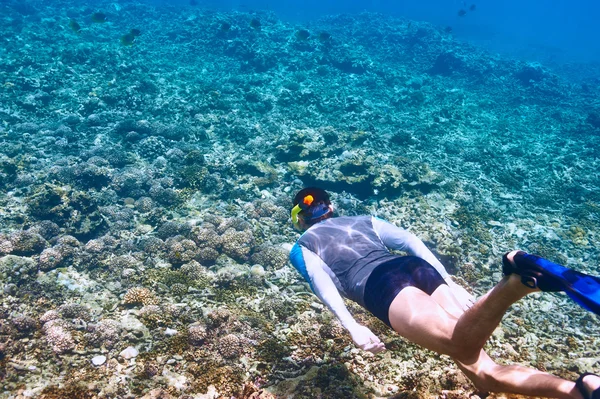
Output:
[91, 12, 107, 23]
[457, 9, 467, 17]
[120, 32, 136, 46]
[249, 18, 261, 30]
[318, 31, 331, 42]
[469, 4, 476, 11]
[130, 28, 141, 36]
[220, 22, 231, 32]
[296, 29, 310, 41]
[69, 19, 81, 34]
[444, 26, 453, 33]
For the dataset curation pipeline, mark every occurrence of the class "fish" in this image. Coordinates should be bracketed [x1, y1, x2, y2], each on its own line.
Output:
[69, 19, 81, 34]
[130, 28, 141, 36]
[91, 12, 107, 23]
[457, 9, 467, 17]
[469, 4, 476, 11]
[444, 26, 453, 33]
[220, 22, 231, 32]
[318, 31, 331, 42]
[250, 18, 261, 30]
[120, 32, 136, 46]
[296, 29, 310, 41]
[190, 0, 198, 5]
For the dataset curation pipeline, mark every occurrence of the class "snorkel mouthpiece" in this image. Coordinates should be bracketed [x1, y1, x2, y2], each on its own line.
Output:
[291, 204, 302, 225]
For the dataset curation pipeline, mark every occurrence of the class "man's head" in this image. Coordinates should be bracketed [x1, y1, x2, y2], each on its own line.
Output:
[291, 187, 334, 230]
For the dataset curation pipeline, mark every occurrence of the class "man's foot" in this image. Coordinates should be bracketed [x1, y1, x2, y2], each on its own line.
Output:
[504, 250, 520, 265]
[502, 250, 564, 291]
[504, 273, 540, 295]
[576, 373, 600, 399]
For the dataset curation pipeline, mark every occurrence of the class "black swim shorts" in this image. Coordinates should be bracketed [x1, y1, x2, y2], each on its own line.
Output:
[363, 256, 447, 327]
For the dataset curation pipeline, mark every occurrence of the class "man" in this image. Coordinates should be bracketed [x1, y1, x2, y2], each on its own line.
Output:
[288, 187, 600, 398]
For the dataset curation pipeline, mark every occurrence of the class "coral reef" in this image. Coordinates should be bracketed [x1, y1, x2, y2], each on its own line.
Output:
[0, 1, 598, 398]
[0, 255, 37, 284]
[123, 287, 160, 306]
[42, 319, 75, 354]
[86, 319, 121, 349]
[216, 334, 245, 359]
[188, 325, 208, 346]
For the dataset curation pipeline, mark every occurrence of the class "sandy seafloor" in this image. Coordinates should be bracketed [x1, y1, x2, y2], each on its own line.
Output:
[1, 0, 600, 398]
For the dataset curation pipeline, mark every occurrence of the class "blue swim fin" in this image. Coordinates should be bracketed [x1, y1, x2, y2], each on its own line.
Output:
[563, 269, 600, 315]
[520, 254, 600, 316]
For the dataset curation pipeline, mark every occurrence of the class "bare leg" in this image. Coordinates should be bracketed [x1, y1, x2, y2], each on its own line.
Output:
[430, 284, 465, 318]
[456, 347, 579, 398]
[387, 273, 589, 398]
[451, 273, 532, 361]
[389, 273, 533, 359]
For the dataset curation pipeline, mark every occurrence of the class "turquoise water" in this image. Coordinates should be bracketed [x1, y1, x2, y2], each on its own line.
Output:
[0, 0, 599, 397]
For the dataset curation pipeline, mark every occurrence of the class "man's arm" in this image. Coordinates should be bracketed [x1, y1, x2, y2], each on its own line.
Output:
[289, 244, 385, 354]
[371, 217, 449, 279]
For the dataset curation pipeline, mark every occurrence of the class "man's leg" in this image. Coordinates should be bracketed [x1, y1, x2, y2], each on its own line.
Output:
[387, 274, 531, 362]
[387, 274, 593, 398]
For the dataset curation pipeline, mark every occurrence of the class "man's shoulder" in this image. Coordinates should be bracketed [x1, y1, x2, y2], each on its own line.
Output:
[323, 215, 373, 224]
[300, 216, 376, 237]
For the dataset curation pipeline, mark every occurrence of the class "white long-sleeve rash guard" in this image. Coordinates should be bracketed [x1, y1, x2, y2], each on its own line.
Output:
[289, 216, 451, 334]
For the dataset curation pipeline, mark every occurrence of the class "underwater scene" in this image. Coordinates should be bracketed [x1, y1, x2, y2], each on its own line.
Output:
[1, 0, 600, 398]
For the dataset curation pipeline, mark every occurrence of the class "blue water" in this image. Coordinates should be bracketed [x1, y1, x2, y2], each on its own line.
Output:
[150, 0, 600, 65]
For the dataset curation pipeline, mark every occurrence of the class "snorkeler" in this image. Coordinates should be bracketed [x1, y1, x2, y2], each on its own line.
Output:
[289, 187, 600, 399]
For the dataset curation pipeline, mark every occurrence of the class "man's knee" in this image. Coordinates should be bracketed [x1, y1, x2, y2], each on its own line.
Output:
[470, 373, 499, 393]
[444, 336, 481, 363]
[455, 355, 500, 393]
[451, 348, 482, 366]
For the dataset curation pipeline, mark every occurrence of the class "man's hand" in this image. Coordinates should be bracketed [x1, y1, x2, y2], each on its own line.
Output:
[446, 278, 476, 311]
[348, 324, 386, 354]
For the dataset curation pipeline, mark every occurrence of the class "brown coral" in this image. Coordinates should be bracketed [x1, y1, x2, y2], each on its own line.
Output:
[12, 315, 37, 334]
[42, 319, 75, 354]
[206, 308, 233, 328]
[170, 283, 188, 296]
[241, 382, 277, 399]
[251, 245, 288, 270]
[38, 247, 64, 271]
[142, 360, 161, 378]
[165, 237, 198, 265]
[86, 319, 121, 349]
[123, 287, 159, 306]
[217, 334, 244, 359]
[191, 227, 221, 248]
[221, 228, 254, 262]
[139, 305, 165, 327]
[197, 247, 220, 265]
[188, 324, 207, 346]
[319, 321, 345, 339]
[188, 362, 244, 396]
